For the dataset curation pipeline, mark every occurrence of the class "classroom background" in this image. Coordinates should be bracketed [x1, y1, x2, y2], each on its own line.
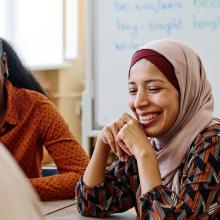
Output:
[1, 0, 220, 163]
[0, 0, 87, 163]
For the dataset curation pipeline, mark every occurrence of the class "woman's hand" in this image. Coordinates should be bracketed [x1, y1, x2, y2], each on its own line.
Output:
[116, 113, 155, 159]
[114, 113, 161, 193]
[97, 118, 132, 161]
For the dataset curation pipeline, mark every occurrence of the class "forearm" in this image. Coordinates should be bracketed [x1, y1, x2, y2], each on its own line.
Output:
[76, 157, 138, 217]
[31, 172, 80, 200]
[83, 138, 110, 187]
[136, 152, 162, 194]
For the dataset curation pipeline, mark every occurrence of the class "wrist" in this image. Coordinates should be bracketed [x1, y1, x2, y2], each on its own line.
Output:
[136, 151, 162, 193]
[134, 143, 156, 160]
[96, 137, 111, 155]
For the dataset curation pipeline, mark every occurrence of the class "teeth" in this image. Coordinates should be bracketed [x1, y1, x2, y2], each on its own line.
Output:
[139, 114, 158, 121]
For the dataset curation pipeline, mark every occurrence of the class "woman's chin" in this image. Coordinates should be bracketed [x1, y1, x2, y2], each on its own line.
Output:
[143, 127, 160, 138]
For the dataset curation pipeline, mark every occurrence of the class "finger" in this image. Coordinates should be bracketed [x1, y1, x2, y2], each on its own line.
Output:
[121, 113, 138, 126]
[110, 123, 122, 154]
[116, 130, 132, 156]
[115, 138, 130, 161]
[108, 137, 117, 154]
[116, 144, 123, 158]
[119, 117, 126, 128]
[117, 140, 132, 156]
[102, 128, 117, 154]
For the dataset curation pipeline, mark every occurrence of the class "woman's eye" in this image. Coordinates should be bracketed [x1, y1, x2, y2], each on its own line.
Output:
[148, 87, 161, 93]
[128, 89, 137, 95]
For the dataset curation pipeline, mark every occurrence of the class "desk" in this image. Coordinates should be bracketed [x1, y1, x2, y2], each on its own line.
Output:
[42, 200, 137, 220]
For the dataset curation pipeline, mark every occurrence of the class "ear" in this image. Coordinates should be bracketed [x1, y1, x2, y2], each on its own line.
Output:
[0, 52, 8, 73]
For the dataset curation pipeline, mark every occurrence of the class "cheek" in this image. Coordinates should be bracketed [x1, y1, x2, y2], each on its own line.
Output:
[128, 97, 135, 112]
[170, 93, 180, 115]
[151, 94, 166, 108]
[164, 95, 180, 123]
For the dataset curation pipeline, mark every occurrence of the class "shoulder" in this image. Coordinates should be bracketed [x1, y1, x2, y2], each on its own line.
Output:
[186, 121, 220, 167]
[180, 120, 220, 192]
[15, 86, 54, 109]
[16, 86, 49, 103]
[12, 86, 58, 118]
[192, 120, 220, 151]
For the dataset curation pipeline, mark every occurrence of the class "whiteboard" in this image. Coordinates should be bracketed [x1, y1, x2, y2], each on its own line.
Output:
[85, 0, 220, 131]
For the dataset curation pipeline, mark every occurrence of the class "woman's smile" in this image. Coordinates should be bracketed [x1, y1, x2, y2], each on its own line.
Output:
[138, 112, 161, 127]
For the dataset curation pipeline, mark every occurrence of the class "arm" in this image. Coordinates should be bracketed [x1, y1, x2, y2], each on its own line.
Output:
[76, 113, 163, 217]
[115, 114, 220, 218]
[30, 100, 89, 200]
[137, 135, 220, 219]
[76, 117, 136, 217]
[117, 113, 162, 193]
[83, 117, 132, 188]
[82, 138, 110, 187]
[76, 157, 139, 217]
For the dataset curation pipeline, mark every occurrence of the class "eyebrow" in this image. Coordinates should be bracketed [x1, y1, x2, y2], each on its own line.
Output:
[128, 79, 165, 85]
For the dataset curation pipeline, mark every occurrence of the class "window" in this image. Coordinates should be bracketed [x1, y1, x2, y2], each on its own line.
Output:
[65, 0, 78, 59]
[0, 0, 78, 69]
[0, 0, 6, 36]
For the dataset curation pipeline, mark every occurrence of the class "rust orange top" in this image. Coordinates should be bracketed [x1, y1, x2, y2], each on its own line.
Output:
[0, 80, 89, 200]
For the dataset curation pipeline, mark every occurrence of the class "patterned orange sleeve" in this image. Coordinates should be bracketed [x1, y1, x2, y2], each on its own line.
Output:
[30, 100, 89, 201]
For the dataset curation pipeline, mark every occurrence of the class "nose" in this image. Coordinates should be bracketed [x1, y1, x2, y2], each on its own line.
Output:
[134, 89, 150, 109]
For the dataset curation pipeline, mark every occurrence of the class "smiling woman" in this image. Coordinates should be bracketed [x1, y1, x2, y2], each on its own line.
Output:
[75, 39, 220, 219]
[83, 1, 220, 149]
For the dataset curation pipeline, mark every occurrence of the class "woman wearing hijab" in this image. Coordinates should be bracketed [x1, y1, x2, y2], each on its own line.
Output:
[0, 37, 89, 201]
[75, 39, 220, 219]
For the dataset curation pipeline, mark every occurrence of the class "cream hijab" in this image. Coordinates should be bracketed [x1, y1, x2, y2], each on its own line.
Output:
[137, 39, 214, 193]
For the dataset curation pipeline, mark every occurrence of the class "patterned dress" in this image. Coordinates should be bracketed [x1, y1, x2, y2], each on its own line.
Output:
[76, 123, 220, 219]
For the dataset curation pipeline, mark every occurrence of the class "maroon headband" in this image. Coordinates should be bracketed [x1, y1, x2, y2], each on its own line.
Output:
[129, 49, 180, 91]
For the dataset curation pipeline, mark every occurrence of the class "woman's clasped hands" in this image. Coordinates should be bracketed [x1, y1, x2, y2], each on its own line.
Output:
[98, 113, 154, 161]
